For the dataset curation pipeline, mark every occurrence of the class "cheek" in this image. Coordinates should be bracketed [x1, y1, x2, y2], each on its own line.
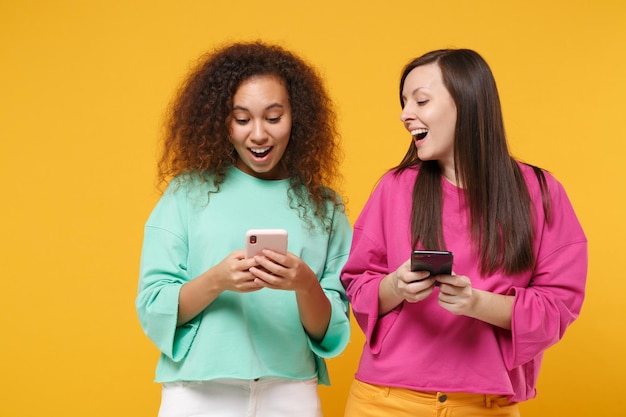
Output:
[444, 103, 457, 129]
[434, 108, 456, 141]
[226, 119, 236, 136]
[228, 125, 246, 143]
[273, 125, 292, 144]
[441, 126, 456, 150]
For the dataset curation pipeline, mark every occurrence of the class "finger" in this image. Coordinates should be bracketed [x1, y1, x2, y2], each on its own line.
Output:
[435, 274, 466, 288]
[252, 276, 273, 287]
[434, 274, 453, 284]
[252, 256, 283, 276]
[234, 277, 264, 292]
[406, 277, 436, 290]
[405, 285, 435, 303]
[404, 271, 431, 283]
[437, 285, 453, 297]
[249, 266, 283, 284]
[239, 257, 259, 271]
[253, 275, 283, 290]
[260, 249, 289, 266]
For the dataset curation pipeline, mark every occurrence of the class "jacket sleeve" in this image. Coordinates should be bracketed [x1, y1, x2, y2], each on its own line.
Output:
[135, 188, 199, 362]
[307, 206, 353, 359]
[499, 175, 588, 370]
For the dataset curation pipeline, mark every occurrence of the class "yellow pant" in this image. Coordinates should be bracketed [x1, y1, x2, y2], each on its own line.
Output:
[344, 379, 520, 417]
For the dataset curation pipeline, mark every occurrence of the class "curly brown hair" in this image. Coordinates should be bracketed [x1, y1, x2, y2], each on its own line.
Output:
[157, 41, 345, 229]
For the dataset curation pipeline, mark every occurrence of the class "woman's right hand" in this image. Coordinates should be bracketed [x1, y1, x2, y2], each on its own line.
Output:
[177, 250, 263, 325]
[378, 259, 437, 315]
[211, 250, 266, 293]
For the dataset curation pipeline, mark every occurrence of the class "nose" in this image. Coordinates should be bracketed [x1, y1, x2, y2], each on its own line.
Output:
[250, 120, 268, 142]
[400, 105, 415, 124]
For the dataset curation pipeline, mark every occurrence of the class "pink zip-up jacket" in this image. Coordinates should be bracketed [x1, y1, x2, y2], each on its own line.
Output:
[341, 163, 587, 402]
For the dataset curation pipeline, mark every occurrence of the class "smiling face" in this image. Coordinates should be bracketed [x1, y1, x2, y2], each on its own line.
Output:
[228, 75, 292, 180]
[400, 63, 458, 180]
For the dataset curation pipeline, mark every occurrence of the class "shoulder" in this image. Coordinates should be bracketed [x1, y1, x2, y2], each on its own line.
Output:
[316, 185, 350, 225]
[165, 171, 223, 198]
[376, 166, 419, 192]
[516, 161, 580, 223]
[151, 173, 216, 213]
[354, 166, 417, 223]
[516, 162, 564, 195]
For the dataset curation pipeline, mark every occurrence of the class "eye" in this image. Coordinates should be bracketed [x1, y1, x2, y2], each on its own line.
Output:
[267, 117, 281, 124]
[235, 118, 249, 125]
[417, 100, 429, 106]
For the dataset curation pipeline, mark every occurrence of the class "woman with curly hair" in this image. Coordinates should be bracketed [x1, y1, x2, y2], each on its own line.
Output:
[136, 41, 352, 417]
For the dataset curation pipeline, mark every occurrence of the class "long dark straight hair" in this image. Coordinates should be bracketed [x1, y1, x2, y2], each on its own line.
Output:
[395, 49, 551, 275]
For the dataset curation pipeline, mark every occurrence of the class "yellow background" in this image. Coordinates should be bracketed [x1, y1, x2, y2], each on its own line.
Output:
[1, 1, 624, 416]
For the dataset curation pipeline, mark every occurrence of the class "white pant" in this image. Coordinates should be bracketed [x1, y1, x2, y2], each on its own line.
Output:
[157, 377, 322, 417]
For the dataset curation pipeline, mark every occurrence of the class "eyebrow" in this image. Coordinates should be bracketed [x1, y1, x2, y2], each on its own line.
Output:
[232, 103, 285, 111]
[401, 87, 427, 102]
[409, 87, 425, 96]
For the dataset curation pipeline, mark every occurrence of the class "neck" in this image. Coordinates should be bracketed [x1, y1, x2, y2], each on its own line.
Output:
[440, 164, 462, 188]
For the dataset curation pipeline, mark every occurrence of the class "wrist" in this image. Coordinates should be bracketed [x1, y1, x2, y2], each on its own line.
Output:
[466, 287, 482, 317]
[378, 273, 404, 315]
[295, 274, 322, 296]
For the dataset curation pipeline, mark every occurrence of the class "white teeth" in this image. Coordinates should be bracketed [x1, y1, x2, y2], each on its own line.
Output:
[410, 128, 429, 136]
[250, 147, 270, 154]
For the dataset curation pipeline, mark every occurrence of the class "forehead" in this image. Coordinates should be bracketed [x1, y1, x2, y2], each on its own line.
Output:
[233, 75, 289, 104]
[402, 63, 446, 95]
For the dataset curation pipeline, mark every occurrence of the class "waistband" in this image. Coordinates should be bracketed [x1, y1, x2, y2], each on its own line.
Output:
[163, 377, 318, 389]
[359, 380, 513, 408]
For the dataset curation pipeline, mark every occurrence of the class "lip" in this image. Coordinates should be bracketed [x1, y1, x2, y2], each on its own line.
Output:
[410, 127, 428, 135]
[410, 128, 429, 141]
[248, 146, 272, 159]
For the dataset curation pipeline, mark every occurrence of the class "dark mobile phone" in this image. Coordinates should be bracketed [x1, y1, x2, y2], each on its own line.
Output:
[410, 250, 454, 277]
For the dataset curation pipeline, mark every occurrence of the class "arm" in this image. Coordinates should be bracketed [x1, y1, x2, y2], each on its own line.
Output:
[341, 169, 428, 352]
[177, 251, 262, 326]
[466, 289, 514, 330]
[435, 274, 514, 330]
[500, 173, 587, 368]
[136, 225, 195, 361]
[503, 239, 587, 368]
[341, 227, 413, 354]
[177, 271, 223, 326]
[294, 272, 332, 341]
[136, 183, 264, 359]
[251, 207, 352, 348]
[250, 251, 331, 340]
[378, 262, 436, 316]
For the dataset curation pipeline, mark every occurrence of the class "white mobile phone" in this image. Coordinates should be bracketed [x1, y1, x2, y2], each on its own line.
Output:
[245, 229, 288, 258]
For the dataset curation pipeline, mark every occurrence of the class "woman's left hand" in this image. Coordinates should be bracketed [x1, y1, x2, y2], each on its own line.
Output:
[435, 274, 514, 330]
[435, 274, 475, 316]
[250, 249, 331, 341]
[249, 249, 318, 293]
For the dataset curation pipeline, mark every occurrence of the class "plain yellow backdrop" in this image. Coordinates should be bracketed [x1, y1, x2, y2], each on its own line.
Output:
[1, 1, 624, 416]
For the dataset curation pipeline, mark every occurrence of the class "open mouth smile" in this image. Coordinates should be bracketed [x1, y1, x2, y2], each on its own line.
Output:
[249, 147, 272, 158]
[411, 128, 429, 140]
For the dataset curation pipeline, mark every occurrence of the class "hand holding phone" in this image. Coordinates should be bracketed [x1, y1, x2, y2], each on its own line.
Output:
[245, 229, 288, 258]
[410, 250, 454, 276]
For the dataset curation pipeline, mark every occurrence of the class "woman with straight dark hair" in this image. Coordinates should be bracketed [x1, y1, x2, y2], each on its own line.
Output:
[341, 49, 587, 416]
